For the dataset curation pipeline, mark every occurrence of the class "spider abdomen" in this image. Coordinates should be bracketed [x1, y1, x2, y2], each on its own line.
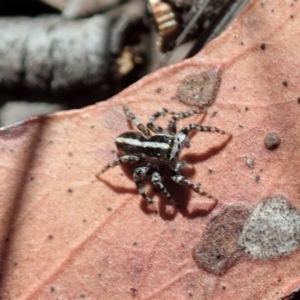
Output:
[116, 131, 174, 160]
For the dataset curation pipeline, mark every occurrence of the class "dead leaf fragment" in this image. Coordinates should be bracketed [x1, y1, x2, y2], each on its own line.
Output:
[1, 0, 300, 299]
[193, 204, 250, 275]
[177, 69, 221, 107]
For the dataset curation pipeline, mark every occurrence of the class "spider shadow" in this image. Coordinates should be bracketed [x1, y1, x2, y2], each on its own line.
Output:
[98, 116, 231, 219]
[98, 163, 211, 219]
[118, 164, 216, 220]
[98, 135, 230, 220]
[97, 172, 138, 195]
[97, 165, 163, 213]
[183, 135, 232, 164]
[147, 171, 217, 220]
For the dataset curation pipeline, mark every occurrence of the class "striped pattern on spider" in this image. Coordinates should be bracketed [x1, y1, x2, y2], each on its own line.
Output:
[98, 105, 231, 208]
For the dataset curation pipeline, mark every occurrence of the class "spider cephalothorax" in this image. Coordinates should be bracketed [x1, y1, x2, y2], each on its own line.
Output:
[98, 105, 231, 207]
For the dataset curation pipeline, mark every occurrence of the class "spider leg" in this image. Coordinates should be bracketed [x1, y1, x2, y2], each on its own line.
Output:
[97, 154, 146, 175]
[172, 160, 187, 172]
[123, 105, 150, 136]
[168, 109, 206, 135]
[133, 166, 154, 205]
[179, 124, 231, 137]
[147, 108, 175, 133]
[170, 171, 218, 203]
[151, 171, 176, 205]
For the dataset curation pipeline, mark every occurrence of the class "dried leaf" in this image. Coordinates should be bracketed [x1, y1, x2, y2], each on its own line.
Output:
[1, 0, 300, 299]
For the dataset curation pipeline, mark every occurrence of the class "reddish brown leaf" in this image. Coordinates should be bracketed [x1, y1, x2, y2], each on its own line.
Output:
[1, 0, 300, 299]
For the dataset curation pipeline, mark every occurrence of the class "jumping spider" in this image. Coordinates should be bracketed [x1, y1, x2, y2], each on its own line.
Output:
[98, 106, 231, 208]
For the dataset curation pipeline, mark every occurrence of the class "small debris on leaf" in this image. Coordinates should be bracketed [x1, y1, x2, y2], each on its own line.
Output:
[264, 132, 281, 150]
[254, 175, 260, 183]
[246, 157, 254, 169]
[130, 287, 138, 296]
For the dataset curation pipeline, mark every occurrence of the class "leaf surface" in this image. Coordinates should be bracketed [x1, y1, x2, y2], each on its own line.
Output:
[1, 0, 300, 299]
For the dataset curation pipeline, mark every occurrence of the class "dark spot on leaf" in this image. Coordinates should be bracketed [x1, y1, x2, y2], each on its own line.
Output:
[210, 111, 218, 118]
[260, 43, 266, 50]
[193, 205, 251, 275]
[178, 69, 221, 107]
[130, 288, 137, 296]
[264, 132, 281, 149]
